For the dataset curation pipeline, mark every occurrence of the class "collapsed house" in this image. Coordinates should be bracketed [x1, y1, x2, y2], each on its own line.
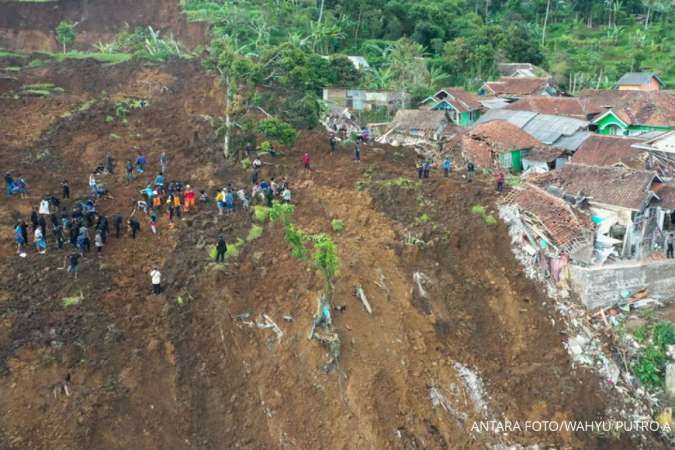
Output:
[503, 164, 675, 309]
[419, 88, 483, 126]
[533, 163, 675, 264]
[461, 120, 540, 172]
[376, 109, 453, 147]
[323, 106, 361, 136]
[521, 147, 569, 173]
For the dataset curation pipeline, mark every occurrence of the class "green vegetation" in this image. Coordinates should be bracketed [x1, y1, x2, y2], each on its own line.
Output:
[241, 158, 252, 170]
[183, 0, 674, 94]
[0, 49, 27, 58]
[415, 213, 432, 226]
[381, 177, 421, 190]
[471, 205, 498, 225]
[62, 292, 83, 308]
[246, 224, 264, 241]
[631, 321, 675, 387]
[257, 118, 298, 147]
[18, 83, 64, 97]
[331, 219, 345, 233]
[269, 201, 295, 225]
[253, 205, 269, 223]
[55, 21, 76, 54]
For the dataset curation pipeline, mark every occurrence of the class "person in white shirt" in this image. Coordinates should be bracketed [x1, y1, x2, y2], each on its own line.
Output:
[150, 267, 161, 295]
[89, 173, 97, 193]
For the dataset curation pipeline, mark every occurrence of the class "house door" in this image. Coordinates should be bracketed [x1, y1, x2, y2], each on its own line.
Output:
[511, 151, 523, 173]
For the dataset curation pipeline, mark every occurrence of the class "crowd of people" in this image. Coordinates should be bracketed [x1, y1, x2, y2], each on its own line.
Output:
[6, 144, 295, 294]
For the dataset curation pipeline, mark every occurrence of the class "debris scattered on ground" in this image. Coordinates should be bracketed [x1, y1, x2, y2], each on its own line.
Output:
[354, 285, 372, 314]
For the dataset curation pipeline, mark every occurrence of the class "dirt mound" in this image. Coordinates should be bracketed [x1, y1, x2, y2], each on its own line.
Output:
[0, 0, 207, 52]
[0, 60, 667, 450]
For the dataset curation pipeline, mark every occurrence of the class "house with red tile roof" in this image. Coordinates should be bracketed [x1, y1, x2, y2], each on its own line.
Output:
[462, 120, 540, 172]
[419, 88, 483, 126]
[570, 135, 647, 170]
[507, 96, 602, 120]
[478, 77, 559, 99]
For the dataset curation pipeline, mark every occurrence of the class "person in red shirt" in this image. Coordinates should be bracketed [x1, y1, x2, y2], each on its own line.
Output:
[302, 153, 311, 171]
[496, 171, 505, 193]
[184, 185, 196, 212]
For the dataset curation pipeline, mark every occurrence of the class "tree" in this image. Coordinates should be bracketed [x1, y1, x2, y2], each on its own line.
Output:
[55, 21, 76, 53]
[642, 0, 669, 29]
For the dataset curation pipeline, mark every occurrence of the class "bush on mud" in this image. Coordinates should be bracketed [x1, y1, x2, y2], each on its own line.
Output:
[285, 224, 309, 260]
[254, 205, 269, 223]
[269, 201, 294, 225]
[247, 225, 264, 241]
[631, 321, 675, 387]
[331, 219, 345, 233]
[257, 117, 297, 146]
[62, 292, 83, 308]
[381, 177, 421, 190]
[471, 205, 487, 216]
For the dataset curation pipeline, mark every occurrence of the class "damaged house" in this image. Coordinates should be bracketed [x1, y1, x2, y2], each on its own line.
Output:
[533, 163, 675, 263]
[419, 88, 483, 126]
[462, 120, 540, 172]
[571, 135, 648, 170]
[376, 109, 451, 147]
[322, 88, 403, 113]
[506, 95, 602, 121]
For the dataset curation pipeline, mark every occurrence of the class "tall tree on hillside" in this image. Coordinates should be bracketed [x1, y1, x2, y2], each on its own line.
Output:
[642, 0, 669, 29]
[55, 21, 76, 53]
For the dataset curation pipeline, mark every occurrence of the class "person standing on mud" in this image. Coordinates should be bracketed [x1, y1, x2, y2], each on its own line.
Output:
[467, 161, 475, 182]
[62, 179, 70, 199]
[126, 160, 134, 183]
[65, 252, 80, 280]
[667, 234, 674, 259]
[105, 152, 114, 175]
[245, 142, 254, 158]
[34, 227, 47, 254]
[15, 220, 26, 255]
[442, 158, 451, 177]
[128, 218, 141, 239]
[496, 171, 505, 193]
[215, 237, 227, 263]
[184, 185, 196, 213]
[150, 266, 161, 295]
[30, 207, 39, 233]
[95, 231, 104, 255]
[160, 151, 168, 174]
[329, 135, 337, 155]
[112, 213, 123, 238]
[302, 153, 311, 173]
[135, 151, 146, 174]
[4, 173, 13, 196]
[354, 141, 361, 162]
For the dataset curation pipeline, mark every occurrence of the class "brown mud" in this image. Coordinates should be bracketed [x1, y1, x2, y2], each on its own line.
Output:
[0, 58, 667, 449]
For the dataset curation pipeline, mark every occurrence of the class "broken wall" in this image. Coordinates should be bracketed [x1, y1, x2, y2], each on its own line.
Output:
[570, 260, 675, 309]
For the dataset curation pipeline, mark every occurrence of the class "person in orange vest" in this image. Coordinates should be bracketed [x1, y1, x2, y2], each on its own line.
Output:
[184, 185, 196, 212]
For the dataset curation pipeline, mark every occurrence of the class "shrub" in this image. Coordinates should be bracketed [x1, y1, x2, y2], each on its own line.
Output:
[269, 200, 294, 225]
[471, 205, 487, 217]
[484, 215, 498, 225]
[253, 205, 269, 223]
[631, 321, 675, 387]
[226, 238, 245, 258]
[415, 214, 431, 225]
[311, 234, 339, 284]
[381, 177, 421, 190]
[247, 225, 264, 241]
[241, 158, 251, 170]
[331, 219, 345, 233]
[285, 224, 309, 260]
[62, 292, 82, 307]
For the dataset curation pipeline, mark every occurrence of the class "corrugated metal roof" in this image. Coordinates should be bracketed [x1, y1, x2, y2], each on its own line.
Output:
[480, 98, 511, 109]
[617, 72, 662, 86]
[475, 109, 537, 128]
[555, 132, 593, 151]
[475, 109, 590, 150]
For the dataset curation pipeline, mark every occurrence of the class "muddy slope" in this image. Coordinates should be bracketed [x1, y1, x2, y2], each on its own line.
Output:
[0, 0, 207, 52]
[0, 60, 666, 449]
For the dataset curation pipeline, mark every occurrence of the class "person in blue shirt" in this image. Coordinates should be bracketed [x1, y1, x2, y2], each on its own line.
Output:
[154, 173, 165, 191]
[225, 190, 235, 213]
[442, 158, 451, 177]
[135, 152, 146, 173]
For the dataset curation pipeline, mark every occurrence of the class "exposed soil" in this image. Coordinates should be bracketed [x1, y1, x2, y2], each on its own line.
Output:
[0, 0, 207, 52]
[0, 58, 668, 450]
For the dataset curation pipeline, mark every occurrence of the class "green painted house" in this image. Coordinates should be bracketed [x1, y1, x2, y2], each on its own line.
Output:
[420, 88, 483, 127]
[593, 109, 673, 136]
